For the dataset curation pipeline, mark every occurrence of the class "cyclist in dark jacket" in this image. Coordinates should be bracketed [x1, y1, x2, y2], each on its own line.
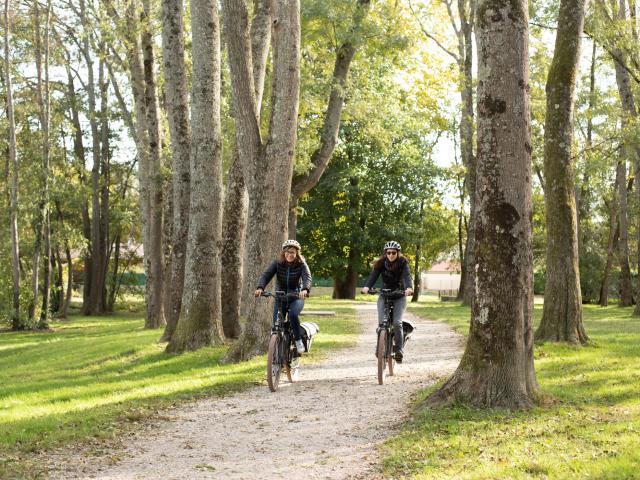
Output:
[361, 240, 413, 362]
[255, 239, 312, 353]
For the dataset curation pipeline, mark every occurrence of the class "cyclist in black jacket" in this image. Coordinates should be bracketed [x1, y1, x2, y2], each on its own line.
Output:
[255, 240, 312, 353]
[361, 241, 413, 362]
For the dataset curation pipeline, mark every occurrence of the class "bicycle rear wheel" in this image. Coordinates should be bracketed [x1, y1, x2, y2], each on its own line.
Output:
[377, 329, 387, 385]
[267, 334, 281, 392]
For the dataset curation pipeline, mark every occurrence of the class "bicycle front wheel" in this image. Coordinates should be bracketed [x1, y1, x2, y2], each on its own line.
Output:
[387, 333, 395, 376]
[377, 329, 387, 385]
[267, 334, 282, 392]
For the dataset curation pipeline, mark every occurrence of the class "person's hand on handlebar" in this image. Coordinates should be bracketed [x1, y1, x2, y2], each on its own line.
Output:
[361, 286, 370, 294]
[299, 289, 309, 300]
[254, 288, 263, 297]
[405, 288, 413, 297]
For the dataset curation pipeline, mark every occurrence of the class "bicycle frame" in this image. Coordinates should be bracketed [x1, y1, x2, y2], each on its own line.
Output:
[261, 290, 302, 391]
[368, 288, 405, 384]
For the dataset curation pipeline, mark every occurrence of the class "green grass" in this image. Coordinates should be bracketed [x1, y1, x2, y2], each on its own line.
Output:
[382, 298, 640, 479]
[0, 297, 359, 478]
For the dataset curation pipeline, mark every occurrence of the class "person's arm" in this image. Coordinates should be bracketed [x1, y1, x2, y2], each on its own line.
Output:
[362, 266, 382, 293]
[256, 261, 278, 292]
[300, 262, 312, 295]
[402, 259, 414, 295]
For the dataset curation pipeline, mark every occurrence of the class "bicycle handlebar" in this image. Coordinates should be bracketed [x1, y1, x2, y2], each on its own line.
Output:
[258, 290, 307, 299]
[365, 288, 407, 297]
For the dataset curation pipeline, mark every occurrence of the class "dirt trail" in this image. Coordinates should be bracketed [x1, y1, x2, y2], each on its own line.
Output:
[46, 303, 462, 479]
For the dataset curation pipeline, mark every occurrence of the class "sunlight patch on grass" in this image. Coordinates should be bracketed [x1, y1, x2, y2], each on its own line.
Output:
[0, 296, 359, 464]
[385, 300, 640, 479]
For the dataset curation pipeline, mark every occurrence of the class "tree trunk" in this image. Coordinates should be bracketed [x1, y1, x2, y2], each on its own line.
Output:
[459, 0, 477, 308]
[288, 0, 371, 234]
[332, 268, 358, 300]
[608, 0, 639, 308]
[223, 0, 301, 362]
[141, 0, 165, 328]
[412, 243, 421, 302]
[615, 159, 634, 305]
[160, 0, 192, 341]
[62, 51, 92, 315]
[28, 0, 52, 324]
[218, 0, 271, 339]
[167, 0, 225, 352]
[535, 0, 588, 344]
[220, 153, 247, 339]
[427, 0, 540, 408]
[4, 0, 22, 329]
[599, 194, 619, 306]
[50, 245, 61, 315]
[38, 1, 52, 328]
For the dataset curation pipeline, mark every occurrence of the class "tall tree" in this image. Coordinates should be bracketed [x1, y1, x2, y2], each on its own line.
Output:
[160, 0, 192, 341]
[220, 0, 271, 339]
[427, 0, 540, 408]
[607, 0, 638, 307]
[410, 0, 476, 305]
[223, 0, 301, 361]
[4, 0, 21, 329]
[27, 0, 52, 324]
[535, 0, 589, 344]
[288, 0, 372, 235]
[167, 0, 225, 352]
[599, 176, 620, 306]
[141, 0, 165, 328]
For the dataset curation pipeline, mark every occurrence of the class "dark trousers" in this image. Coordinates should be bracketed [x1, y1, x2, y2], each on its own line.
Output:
[273, 298, 304, 340]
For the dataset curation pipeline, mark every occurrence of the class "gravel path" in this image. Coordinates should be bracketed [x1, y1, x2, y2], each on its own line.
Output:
[46, 303, 462, 479]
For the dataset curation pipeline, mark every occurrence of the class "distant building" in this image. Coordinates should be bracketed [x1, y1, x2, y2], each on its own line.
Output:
[421, 261, 461, 296]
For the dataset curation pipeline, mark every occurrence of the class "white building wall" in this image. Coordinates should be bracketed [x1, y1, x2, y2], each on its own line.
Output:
[421, 272, 461, 292]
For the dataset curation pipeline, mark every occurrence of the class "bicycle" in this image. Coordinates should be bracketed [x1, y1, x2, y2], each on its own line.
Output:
[259, 290, 306, 392]
[367, 288, 415, 385]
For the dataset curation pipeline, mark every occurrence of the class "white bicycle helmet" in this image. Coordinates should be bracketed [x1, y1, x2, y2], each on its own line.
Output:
[384, 240, 401, 251]
[282, 239, 301, 251]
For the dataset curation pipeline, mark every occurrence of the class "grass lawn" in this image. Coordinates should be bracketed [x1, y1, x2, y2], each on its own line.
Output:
[381, 298, 640, 479]
[0, 297, 359, 478]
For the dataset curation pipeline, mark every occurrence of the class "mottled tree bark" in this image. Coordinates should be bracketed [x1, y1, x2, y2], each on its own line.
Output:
[141, 0, 166, 328]
[535, 0, 588, 344]
[427, 0, 540, 408]
[220, 154, 247, 338]
[160, 0, 192, 341]
[609, 0, 638, 308]
[167, 0, 225, 352]
[223, 0, 301, 362]
[4, 0, 22, 329]
[219, 0, 271, 339]
[458, 0, 477, 307]
[615, 159, 634, 305]
[599, 192, 619, 306]
[28, 0, 52, 324]
[123, 1, 153, 321]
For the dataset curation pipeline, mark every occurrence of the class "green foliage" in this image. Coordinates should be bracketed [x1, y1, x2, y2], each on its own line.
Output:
[383, 300, 640, 479]
[298, 116, 454, 282]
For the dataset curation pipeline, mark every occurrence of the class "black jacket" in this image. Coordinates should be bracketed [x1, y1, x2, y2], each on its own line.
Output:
[257, 260, 312, 293]
[364, 256, 413, 291]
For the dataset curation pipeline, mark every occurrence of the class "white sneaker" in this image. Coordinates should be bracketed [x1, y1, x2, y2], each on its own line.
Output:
[295, 339, 305, 353]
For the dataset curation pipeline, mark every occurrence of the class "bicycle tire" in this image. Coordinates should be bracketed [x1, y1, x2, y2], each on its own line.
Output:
[387, 332, 395, 376]
[267, 334, 281, 392]
[377, 329, 387, 385]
